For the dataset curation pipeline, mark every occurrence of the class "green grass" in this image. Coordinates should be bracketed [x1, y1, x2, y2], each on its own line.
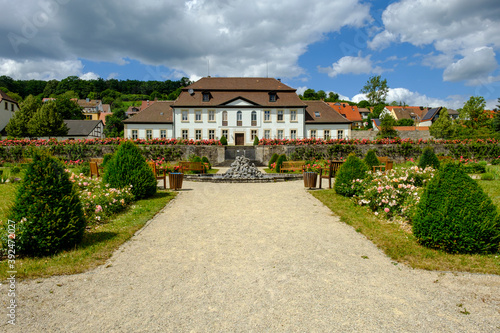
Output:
[263, 168, 302, 174]
[0, 190, 176, 281]
[311, 184, 500, 275]
[0, 183, 17, 224]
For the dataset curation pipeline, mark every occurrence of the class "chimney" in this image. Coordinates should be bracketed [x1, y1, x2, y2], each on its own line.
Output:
[277, 78, 281, 82]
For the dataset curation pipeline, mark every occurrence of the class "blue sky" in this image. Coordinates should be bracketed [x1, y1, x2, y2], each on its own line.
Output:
[0, 0, 499, 109]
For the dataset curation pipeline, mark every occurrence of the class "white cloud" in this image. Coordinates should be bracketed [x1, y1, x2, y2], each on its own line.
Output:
[351, 87, 467, 109]
[443, 47, 499, 84]
[79, 72, 100, 80]
[318, 54, 385, 77]
[369, 0, 500, 84]
[0, 58, 85, 80]
[295, 86, 308, 96]
[0, 0, 372, 80]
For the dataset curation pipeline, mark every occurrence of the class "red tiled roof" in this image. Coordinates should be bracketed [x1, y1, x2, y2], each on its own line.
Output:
[327, 102, 362, 122]
[0, 90, 18, 104]
[305, 100, 351, 124]
[123, 101, 174, 124]
[174, 77, 305, 108]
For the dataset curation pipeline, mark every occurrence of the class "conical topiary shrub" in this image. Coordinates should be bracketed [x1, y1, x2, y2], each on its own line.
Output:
[268, 153, 279, 169]
[220, 136, 228, 145]
[364, 149, 380, 170]
[419, 146, 440, 170]
[334, 153, 369, 197]
[103, 141, 157, 199]
[275, 154, 287, 173]
[3, 152, 86, 257]
[413, 163, 500, 254]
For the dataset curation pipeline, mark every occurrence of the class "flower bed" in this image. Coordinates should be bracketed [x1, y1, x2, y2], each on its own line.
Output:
[258, 138, 500, 146]
[353, 166, 436, 220]
[68, 172, 134, 224]
[0, 138, 222, 147]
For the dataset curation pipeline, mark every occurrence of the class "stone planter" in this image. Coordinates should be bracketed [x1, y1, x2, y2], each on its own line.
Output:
[303, 172, 318, 189]
[169, 173, 184, 190]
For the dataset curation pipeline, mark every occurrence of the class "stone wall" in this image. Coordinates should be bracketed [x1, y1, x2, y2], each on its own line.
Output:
[350, 129, 433, 141]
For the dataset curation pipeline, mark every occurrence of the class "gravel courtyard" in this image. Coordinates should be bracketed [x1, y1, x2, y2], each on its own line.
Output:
[1, 179, 499, 332]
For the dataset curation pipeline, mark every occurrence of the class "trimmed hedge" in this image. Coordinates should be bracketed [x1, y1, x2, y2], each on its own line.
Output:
[334, 154, 369, 197]
[103, 141, 157, 200]
[413, 163, 500, 254]
[419, 146, 440, 170]
[2, 152, 86, 257]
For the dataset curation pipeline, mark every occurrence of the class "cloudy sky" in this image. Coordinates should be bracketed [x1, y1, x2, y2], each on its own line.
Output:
[0, 0, 499, 109]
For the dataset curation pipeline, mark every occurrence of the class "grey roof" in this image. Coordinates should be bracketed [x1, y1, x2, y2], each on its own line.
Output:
[64, 120, 102, 136]
[0, 90, 18, 104]
[422, 107, 442, 121]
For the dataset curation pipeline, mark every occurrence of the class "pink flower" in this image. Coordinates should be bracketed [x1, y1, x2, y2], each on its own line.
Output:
[384, 208, 390, 213]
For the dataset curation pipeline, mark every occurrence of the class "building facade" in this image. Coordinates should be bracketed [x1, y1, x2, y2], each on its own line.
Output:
[123, 77, 352, 144]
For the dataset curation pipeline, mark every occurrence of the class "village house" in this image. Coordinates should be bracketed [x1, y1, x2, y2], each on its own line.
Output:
[0, 89, 20, 133]
[327, 102, 363, 129]
[122, 77, 352, 144]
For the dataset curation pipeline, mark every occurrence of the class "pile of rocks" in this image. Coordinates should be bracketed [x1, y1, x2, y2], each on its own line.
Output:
[223, 156, 264, 179]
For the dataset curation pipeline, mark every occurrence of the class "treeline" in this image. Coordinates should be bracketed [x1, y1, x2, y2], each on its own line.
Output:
[0, 75, 191, 102]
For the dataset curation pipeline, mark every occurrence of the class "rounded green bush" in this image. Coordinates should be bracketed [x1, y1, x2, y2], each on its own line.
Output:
[363, 149, 380, 170]
[419, 146, 440, 170]
[413, 163, 500, 254]
[268, 153, 279, 169]
[3, 152, 86, 257]
[253, 136, 259, 146]
[334, 154, 369, 197]
[201, 156, 211, 170]
[481, 172, 495, 181]
[220, 136, 228, 145]
[103, 141, 157, 199]
[275, 154, 287, 173]
[102, 153, 113, 169]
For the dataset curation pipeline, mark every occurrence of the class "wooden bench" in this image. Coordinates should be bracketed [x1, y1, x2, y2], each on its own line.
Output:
[318, 160, 344, 189]
[280, 161, 305, 173]
[372, 157, 394, 172]
[90, 158, 104, 164]
[178, 161, 206, 174]
[148, 162, 167, 188]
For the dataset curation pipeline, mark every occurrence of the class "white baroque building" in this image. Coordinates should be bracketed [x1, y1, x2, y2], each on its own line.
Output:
[123, 77, 351, 144]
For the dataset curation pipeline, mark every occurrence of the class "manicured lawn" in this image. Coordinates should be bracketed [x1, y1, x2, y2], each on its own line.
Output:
[0, 183, 17, 224]
[0, 190, 176, 281]
[311, 179, 500, 275]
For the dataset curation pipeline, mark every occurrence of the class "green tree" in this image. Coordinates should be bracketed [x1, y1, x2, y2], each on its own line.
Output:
[458, 96, 488, 130]
[104, 109, 127, 138]
[324, 92, 339, 102]
[429, 108, 454, 139]
[492, 98, 500, 132]
[55, 97, 84, 120]
[395, 118, 414, 126]
[371, 104, 386, 118]
[3, 152, 86, 257]
[376, 113, 398, 139]
[360, 75, 389, 105]
[6, 95, 41, 138]
[27, 101, 68, 137]
[357, 100, 370, 108]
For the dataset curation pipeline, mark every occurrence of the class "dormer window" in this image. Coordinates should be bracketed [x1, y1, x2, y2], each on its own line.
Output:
[269, 92, 277, 102]
[202, 92, 210, 102]
[315, 112, 320, 117]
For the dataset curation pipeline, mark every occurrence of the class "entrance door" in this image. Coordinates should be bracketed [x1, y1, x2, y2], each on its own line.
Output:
[235, 133, 245, 146]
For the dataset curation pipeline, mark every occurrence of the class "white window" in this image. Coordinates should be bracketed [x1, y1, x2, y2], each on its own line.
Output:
[182, 129, 188, 139]
[277, 129, 284, 140]
[264, 110, 270, 122]
[315, 112, 320, 117]
[202, 92, 210, 102]
[277, 110, 284, 121]
[251, 111, 257, 124]
[337, 130, 344, 140]
[209, 129, 215, 140]
[269, 93, 277, 102]
[324, 130, 330, 140]
[251, 130, 257, 140]
[223, 111, 228, 121]
[132, 130, 138, 140]
[290, 129, 297, 140]
[208, 110, 215, 122]
[290, 110, 297, 122]
[264, 129, 271, 139]
[146, 130, 152, 140]
[182, 110, 188, 122]
[310, 130, 317, 138]
[222, 129, 228, 139]
[195, 129, 202, 140]
[195, 110, 202, 122]
[237, 111, 242, 126]
[160, 130, 166, 139]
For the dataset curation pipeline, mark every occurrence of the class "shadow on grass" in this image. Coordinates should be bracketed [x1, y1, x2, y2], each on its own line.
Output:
[79, 231, 119, 249]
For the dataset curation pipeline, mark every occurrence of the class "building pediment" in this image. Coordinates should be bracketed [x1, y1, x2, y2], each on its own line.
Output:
[221, 97, 260, 107]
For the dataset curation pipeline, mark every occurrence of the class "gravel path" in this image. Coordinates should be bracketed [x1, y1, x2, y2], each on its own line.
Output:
[1, 179, 499, 332]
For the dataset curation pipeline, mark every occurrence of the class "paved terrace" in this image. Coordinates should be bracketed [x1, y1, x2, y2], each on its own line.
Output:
[1, 179, 499, 332]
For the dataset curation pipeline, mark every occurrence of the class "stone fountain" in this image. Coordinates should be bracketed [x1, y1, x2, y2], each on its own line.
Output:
[222, 156, 264, 179]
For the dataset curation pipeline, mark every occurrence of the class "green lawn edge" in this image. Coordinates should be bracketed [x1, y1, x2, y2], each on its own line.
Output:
[0, 190, 177, 281]
[311, 190, 500, 275]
